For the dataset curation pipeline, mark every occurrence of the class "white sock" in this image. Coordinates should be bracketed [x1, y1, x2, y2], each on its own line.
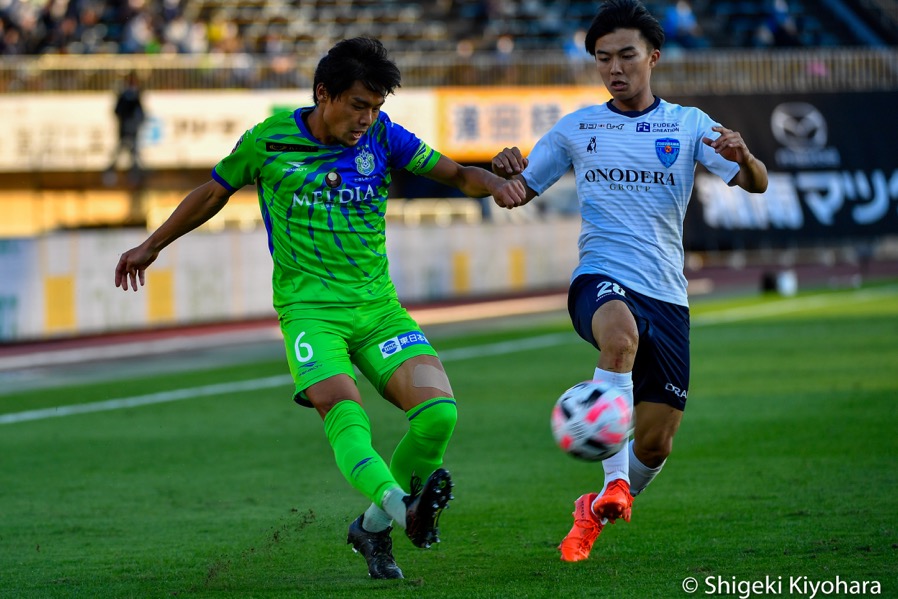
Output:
[362, 503, 393, 533]
[628, 439, 665, 497]
[380, 487, 408, 528]
[594, 367, 634, 492]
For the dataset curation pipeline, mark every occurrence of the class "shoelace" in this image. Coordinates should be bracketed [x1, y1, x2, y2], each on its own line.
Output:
[369, 536, 392, 557]
[577, 522, 599, 552]
[408, 473, 423, 499]
[574, 518, 599, 538]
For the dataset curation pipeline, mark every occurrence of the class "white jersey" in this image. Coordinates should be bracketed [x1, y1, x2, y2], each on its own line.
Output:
[522, 97, 740, 306]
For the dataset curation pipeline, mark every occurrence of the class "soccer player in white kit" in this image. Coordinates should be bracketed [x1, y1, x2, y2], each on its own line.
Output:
[490, 0, 769, 561]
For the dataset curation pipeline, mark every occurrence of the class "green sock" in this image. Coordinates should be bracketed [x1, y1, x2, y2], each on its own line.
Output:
[323, 400, 400, 506]
[390, 397, 458, 492]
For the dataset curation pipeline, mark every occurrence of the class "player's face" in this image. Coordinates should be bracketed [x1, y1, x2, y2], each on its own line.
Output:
[315, 80, 385, 146]
[592, 28, 659, 112]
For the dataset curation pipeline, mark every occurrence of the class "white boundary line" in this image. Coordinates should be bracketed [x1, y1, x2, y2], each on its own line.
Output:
[0, 328, 285, 371]
[0, 295, 567, 372]
[0, 376, 292, 425]
[0, 333, 574, 425]
[2, 286, 894, 426]
[692, 286, 896, 325]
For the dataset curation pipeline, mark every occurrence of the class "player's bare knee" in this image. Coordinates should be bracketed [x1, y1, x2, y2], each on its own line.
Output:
[599, 329, 638, 367]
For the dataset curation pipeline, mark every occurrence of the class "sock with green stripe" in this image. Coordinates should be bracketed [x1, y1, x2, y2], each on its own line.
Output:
[323, 400, 402, 509]
[390, 397, 458, 493]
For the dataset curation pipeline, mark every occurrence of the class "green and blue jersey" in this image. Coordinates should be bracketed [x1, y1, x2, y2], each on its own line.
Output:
[213, 107, 441, 311]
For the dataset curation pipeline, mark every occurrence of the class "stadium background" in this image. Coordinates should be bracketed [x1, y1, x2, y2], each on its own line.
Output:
[0, 0, 897, 341]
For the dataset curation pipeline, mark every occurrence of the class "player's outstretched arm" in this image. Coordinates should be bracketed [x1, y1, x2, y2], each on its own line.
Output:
[703, 126, 769, 193]
[424, 155, 530, 209]
[114, 180, 233, 292]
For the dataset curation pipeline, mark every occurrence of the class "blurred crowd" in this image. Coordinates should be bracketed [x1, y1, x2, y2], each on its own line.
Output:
[0, 0, 238, 55]
[0, 0, 864, 58]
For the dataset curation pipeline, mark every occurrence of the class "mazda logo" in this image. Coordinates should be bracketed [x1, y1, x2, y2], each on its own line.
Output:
[770, 102, 828, 151]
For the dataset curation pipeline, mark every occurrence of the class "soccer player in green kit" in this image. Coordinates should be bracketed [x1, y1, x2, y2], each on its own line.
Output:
[114, 37, 527, 580]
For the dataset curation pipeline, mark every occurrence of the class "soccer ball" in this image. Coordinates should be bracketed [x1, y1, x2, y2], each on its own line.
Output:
[551, 380, 633, 461]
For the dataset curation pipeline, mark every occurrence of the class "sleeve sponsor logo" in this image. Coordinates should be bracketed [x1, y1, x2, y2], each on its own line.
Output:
[409, 143, 432, 171]
[229, 133, 246, 154]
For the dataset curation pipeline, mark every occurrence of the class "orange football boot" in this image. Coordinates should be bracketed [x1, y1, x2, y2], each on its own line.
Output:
[592, 479, 633, 523]
[558, 493, 602, 562]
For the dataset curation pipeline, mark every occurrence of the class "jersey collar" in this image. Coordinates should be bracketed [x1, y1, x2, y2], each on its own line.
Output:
[294, 106, 315, 140]
[606, 96, 661, 118]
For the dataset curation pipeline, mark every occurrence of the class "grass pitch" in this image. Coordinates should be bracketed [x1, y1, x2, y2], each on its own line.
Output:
[1, 283, 896, 598]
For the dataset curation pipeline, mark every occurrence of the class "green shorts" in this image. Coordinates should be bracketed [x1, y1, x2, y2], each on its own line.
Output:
[279, 297, 439, 407]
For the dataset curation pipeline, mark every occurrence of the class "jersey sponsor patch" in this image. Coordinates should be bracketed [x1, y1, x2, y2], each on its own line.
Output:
[579, 122, 624, 131]
[325, 171, 342, 188]
[266, 142, 320, 152]
[379, 331, 430, 358]
[637, 122, 680, 133]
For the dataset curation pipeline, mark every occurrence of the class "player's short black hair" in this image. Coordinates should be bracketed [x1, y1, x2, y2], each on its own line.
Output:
[312, 37, 401, 104]
[584, 0, 665, 55]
